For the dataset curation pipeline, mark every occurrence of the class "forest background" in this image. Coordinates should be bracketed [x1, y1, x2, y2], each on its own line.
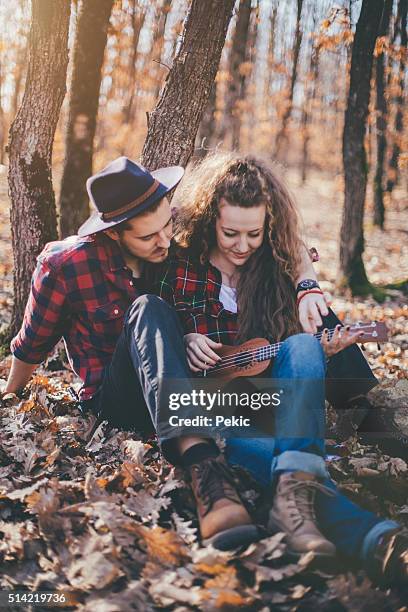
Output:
[0, 0, 407, 609]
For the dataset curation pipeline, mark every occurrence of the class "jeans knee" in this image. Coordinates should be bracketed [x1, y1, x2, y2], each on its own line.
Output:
[280, 333, 325, 375]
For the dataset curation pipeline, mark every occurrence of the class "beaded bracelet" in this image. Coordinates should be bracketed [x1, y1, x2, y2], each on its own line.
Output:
[296, 289, 324, 307]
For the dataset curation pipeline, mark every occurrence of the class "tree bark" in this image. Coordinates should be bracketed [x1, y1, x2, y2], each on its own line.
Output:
[274, 0, 303, 160]
[373, 0, 393, 229]
[141, 0, 235, 170]
[7, 0, 70, 338]
[339, 0, 383, 295]
[219, 0, 252, 150]
[123, 0, 147, 125]
[386, 0, 407, 194]
[195, 81, 217, 158]
[151, 0, 173, 101]
[0, 58, 5, 165]
[59, 0, 113, 238]
[300, 14, 320, 184]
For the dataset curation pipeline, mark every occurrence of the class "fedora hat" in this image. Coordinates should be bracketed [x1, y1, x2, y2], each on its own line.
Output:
[78, 156, 184, 237]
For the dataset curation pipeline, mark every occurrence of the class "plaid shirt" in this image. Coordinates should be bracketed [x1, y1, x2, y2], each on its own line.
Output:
[157, 250, 239, 345]
[11, 233, 144, 400]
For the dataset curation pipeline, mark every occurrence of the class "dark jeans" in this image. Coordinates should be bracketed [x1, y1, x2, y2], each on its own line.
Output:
[85, 295, 397, 564]
[324, 309, 378, 411]
[91, 299, 377, 432]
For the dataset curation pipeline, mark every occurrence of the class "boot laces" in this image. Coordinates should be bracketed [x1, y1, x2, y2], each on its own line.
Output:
[284, 480, 334, 528]
[194, 458, 239, 516]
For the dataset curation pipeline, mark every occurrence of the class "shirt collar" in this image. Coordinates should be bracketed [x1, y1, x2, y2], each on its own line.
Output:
[94, 232, 127, 272]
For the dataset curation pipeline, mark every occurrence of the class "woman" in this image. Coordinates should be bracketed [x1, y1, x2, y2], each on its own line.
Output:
[157, 152, 406, 583]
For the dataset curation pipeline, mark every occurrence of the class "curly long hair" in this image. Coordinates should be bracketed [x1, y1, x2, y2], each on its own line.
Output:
[173, 152, 304, 342]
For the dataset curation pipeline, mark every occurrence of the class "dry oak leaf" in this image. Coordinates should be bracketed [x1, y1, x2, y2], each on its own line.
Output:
[106, 461, 145, 491]
[149, 582, 203, 607]
[136, 525, 190, 566]
[121, 439, 151, 466]
[0, 520, 38, 560]
[123, 489, 171, 523]
[1, 477, 49, 501]
[26, 480, 60, 516]
[171, 511, 198, 545]
[78, 581, 152, 612]
[67, 551, 123, 591]
[200, 564, 249, 608]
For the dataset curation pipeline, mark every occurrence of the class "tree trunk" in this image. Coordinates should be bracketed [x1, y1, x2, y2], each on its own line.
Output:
[7, 0, 70, 339]
[300, 18, 320, 184]
[11, 45, 28, 121]
[339, 0, 383, 295]
[386, 0, 407, 194]
[226, 0, 252, 150]
[0, 58, 5, 165]
[141, 0, 235, 170]
[152, 0, 173, 101]
[59, 0, 113, 238]
[195, 81, 217, 158]
[123, 0, 147, 125]
[274, 0, 303, 160]
[373, 0, 393, 229]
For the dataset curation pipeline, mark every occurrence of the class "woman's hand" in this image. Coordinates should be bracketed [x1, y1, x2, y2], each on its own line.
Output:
[298, 291, 329, 334]
[320, 324, 364, 358]
[184, 333, 222, 372]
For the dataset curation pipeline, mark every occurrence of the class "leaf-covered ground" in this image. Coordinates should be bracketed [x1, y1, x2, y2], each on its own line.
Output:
[0, 168, 407, 610]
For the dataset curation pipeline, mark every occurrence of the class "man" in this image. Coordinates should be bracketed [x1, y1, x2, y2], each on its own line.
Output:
[4, 157, 259, 550]
[4, 157, 407, 583]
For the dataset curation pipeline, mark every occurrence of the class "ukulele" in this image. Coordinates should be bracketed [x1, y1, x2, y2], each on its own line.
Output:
[201, 321, 388, 382]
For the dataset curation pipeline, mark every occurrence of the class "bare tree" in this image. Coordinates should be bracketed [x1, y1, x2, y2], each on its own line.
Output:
[123, 0, 147, 125]
[373, 0, 393, 228]
[339, 0, 384, 295]
[141, 0, 236, 170]
[274, 0, 304, 160]
[7, 0, 71, 337]
[0, 58, 5, 165]
[59, 0, 113, 238]
[300, 10, 321, 184]
[218, 0, 252, 150]
[387, 0, 407, 194]
[195, 81, 217, 158]
[151, 0, 173, 100]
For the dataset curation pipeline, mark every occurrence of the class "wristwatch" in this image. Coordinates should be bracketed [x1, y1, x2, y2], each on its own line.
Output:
[296, 279, 320, 294]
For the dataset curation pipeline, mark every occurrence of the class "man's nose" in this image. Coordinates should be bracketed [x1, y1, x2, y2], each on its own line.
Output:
[157, 230, 171, 248]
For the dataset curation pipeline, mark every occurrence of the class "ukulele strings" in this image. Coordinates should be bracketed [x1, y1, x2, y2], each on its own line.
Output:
[208, 328, 333, 373]
[206, 325, 372, 374]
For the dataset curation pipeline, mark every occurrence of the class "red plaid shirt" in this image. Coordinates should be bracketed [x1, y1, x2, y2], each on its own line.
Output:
[157, 250, 239, 345]
[11, 233, 144, 400]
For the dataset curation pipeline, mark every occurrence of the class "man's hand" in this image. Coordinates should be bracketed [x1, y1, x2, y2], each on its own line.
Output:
[298, 292, 329, 334]
[184, 333, 222, 372]
[3, 356, 39, 396]
[321, 324, 364, 358]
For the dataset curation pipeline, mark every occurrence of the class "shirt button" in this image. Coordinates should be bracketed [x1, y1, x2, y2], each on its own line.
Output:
[113, 308, 119, 315]
[129, 280, 133, 286]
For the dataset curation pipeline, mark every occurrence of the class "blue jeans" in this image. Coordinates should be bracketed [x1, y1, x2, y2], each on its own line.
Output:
[96, 295, 398, 565]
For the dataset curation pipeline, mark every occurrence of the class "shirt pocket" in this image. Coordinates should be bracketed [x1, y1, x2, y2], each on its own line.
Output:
[173, 294, 225, 319]
[91, 303, 125, 346]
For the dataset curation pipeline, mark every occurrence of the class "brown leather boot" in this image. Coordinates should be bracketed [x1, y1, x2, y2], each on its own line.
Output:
[268, 471, 336, 557]
[187, 455, 259, 550]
